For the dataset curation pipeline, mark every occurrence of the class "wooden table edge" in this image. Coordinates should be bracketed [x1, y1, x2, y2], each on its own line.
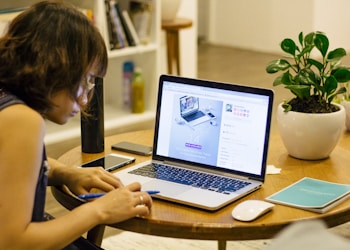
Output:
[51, 129, 350, 242]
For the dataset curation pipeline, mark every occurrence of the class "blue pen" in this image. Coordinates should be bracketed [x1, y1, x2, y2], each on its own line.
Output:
[78, 190, 160, 199]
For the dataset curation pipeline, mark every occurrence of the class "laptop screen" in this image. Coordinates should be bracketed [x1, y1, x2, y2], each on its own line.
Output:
[180, 96, 199, 116]
[153, 75, 274, 181]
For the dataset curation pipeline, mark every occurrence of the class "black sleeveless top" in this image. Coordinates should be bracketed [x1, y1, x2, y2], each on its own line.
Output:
[0, 90, 48, 222]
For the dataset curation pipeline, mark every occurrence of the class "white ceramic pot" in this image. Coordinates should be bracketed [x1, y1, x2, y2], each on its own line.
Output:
[277, 103, 345, 160]
[341, 100, 350, 131]
[161, 0, 182, 21]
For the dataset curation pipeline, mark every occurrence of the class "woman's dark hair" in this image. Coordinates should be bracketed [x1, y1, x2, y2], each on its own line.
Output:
[0, 1, 108, 112]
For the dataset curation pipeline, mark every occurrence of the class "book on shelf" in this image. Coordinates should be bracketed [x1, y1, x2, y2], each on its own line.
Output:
[129, 0, 152, 45]
[105, 1, 119, 50]
[122, 10, 140, 46]
[114, 2, 136, 47]
[265, 177, 350, 213]
[105, 0, 125, 50]
[105, 0, 129, 49]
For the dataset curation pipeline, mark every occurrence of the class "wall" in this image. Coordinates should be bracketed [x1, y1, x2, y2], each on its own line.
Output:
[207, 0, 350, 54]
[314, 0, 350, 50]
[0, 0, 38, 9]
[198, 0, 209, 40]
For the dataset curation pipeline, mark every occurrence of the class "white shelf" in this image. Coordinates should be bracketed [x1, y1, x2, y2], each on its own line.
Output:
[108, 43, 158, 58]
[45, 105, 155, 145]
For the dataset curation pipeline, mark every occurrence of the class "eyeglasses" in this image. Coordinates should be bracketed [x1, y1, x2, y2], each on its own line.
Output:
[83, 74, 96, 92]
[77, 74, 96, 104]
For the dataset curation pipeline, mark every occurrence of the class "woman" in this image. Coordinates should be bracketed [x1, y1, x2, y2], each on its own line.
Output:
[0, 1, 152, 249]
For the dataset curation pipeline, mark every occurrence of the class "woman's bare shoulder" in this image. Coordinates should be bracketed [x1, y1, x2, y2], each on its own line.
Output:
[0, 104, 45, 137]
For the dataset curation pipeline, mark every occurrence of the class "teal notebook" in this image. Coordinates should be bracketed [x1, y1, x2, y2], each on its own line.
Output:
[266, 177, 350, 213]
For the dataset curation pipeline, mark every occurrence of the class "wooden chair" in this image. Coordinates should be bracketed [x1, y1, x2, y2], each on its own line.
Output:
[162, 17, 192, 75]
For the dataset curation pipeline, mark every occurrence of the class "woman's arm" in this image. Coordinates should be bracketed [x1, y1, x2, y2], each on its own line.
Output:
[0, 105, 152, 249]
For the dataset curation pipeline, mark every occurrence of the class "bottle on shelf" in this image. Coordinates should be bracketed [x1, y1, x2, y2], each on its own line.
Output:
[122, 61, 134, 110]
[131, 67, 145, 113]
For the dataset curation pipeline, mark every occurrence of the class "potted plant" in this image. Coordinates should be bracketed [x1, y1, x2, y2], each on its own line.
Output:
[266, 31, 350, 160]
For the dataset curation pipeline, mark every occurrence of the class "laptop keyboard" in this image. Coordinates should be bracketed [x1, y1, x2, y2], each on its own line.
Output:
[183, 110, 205, 122]
[129, 163, 250, 195]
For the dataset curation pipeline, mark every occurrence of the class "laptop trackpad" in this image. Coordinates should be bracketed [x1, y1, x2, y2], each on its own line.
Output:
[141, 180, 191, 197]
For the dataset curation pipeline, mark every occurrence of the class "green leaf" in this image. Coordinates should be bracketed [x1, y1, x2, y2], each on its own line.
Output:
[328, 86, 347, 103]
[285, 85, 310, 99]
[314, 33, 329, 57]
[296, 68, 317, 85]
[324, 76, 338, 95]
[266, 59, 291, 73]
[280, 71, 294, 85]
[327, 48, 347, 62]
[298, 32, 304, 46]
[281, 39, 297, 56]
[299, 45, 313, 58]
[272, 75, 283, 86]
[332, 67, 350, 82]
[282, 102, 292, 112]
[304, 32, 315, 47]
[307, 58, 324, 72]
[333, 86, 346, 96]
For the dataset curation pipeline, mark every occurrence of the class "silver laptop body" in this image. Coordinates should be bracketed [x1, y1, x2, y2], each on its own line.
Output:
[116, 75, 274, 211]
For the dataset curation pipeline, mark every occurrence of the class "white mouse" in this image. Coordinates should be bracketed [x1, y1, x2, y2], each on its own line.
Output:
[231, 200, 274, 222]
[175, 117, 185, 125]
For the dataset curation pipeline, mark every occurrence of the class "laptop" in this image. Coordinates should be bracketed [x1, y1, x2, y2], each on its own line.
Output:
[179, 95, 211, 126]
[115, 75, 274, 211]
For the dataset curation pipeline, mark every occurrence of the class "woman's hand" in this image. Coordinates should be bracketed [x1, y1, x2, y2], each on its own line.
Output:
[48, 157, 123, 195]
[89, 182, 153, 224]
[63, 166, 124, 195]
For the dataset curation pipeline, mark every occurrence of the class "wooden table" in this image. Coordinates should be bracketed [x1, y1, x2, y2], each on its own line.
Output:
[52, 129, 350, 250]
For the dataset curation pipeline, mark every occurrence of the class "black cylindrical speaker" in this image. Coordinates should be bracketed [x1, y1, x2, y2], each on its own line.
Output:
[81, 77, 104, 153]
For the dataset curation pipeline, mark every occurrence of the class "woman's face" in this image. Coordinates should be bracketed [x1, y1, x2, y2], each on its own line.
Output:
[45, 73, 95, 124]
[44, 88, 82, 124]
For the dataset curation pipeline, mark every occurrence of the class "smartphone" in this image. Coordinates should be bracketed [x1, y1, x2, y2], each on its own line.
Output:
[207, 112, 216, 118]
[81, 153, 135, 172]
[111, 141, 153, 156]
